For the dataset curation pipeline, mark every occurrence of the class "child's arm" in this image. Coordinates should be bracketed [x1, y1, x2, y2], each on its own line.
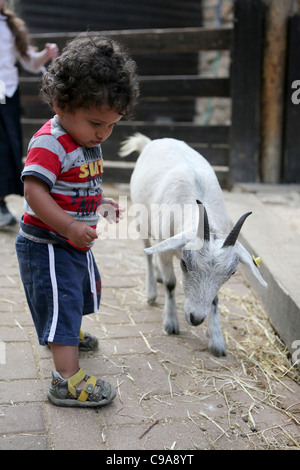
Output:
[24, 176, 98, 248]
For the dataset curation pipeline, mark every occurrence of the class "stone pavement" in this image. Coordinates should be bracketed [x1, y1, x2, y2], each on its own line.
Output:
[0, 184, 299, 451]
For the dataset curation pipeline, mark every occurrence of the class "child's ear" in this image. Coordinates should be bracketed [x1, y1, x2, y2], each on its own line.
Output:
[53, 101, 63, 116]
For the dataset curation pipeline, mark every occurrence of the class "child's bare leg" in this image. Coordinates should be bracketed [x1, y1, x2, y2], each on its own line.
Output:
[49, 343, 79, 378]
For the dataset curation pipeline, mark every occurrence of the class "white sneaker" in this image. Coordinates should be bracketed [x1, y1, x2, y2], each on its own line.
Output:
[0, 201, 17, 226]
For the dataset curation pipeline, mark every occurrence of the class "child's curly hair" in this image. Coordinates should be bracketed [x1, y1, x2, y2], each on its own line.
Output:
[41, 32, 139, 118]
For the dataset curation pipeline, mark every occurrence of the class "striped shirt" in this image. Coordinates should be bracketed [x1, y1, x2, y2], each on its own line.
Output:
[21, 115, 103, 250]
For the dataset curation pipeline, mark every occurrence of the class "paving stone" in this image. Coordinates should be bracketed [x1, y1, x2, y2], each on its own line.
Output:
[0, 326, 31, 342]
[47, 405, 107, 450]
[0, 379, 48, 404]
[120, 354, 181, 398]
[0, 435, 51, 450]
[104, 420, 209, 450]
[0, 342, 38, 381]
[0, 404, 46, 435]
[101, 376, 151, 427]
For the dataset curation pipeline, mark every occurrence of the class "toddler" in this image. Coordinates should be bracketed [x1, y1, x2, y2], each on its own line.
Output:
[15, 32, 139, 407]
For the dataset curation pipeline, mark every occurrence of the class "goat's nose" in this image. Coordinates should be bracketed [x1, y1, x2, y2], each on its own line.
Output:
[190, 313, 204, 326]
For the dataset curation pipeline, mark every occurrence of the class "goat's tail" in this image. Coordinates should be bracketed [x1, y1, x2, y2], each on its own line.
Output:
[119, 133, 151, 157]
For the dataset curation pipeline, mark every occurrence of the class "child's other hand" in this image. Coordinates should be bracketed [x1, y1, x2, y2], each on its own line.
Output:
[99, 197, 125, 224]
[65, 220, 98, 248]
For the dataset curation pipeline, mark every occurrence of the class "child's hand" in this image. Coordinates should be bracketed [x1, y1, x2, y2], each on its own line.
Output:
[98, 198, 125, 224]
[65, 220, 98, 248]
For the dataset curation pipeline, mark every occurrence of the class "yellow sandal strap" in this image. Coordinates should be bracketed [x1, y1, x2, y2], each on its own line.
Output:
[67, 368, 86, 397]
[78, 376, 97, 402]
[79, 329, 85, 341]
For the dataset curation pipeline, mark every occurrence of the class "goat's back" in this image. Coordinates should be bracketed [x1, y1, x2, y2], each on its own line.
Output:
[130, 137, 219, 203]
[125, 135, 230, 235]
[132, 137, 212, 174]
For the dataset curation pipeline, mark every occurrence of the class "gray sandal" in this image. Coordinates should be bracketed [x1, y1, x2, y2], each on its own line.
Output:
[47, 368, 116, 407]
[78, 329, 99, 352]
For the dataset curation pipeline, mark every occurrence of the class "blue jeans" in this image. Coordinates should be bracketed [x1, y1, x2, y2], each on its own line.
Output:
[15, 234, 101, 346]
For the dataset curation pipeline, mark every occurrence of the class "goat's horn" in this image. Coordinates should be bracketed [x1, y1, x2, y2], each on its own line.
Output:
[222, 212, 252, 248]
[196, 200, 210, 242]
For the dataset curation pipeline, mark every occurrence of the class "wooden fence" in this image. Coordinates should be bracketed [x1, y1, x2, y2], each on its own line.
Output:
[20, 0, 265, 188]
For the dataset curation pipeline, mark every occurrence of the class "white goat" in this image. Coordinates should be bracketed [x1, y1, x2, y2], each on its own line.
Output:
[120, 134, 267, 356]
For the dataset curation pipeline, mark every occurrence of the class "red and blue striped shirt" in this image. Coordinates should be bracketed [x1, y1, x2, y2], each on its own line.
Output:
[21, 115, 103, 249]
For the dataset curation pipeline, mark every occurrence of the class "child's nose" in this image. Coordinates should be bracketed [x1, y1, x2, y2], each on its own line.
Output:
[97, 128, 112, 141]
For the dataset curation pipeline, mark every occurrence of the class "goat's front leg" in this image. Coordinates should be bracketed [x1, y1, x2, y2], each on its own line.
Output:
[207, 295, 226, 357]
[157, 252, 178, 334]
[143, 239, 157, 304]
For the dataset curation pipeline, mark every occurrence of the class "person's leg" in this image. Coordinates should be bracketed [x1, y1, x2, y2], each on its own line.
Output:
[0, 197, 17, 226]
[49, 343, 79, 378]
[0, 89, 23, 199]
[0, 89, 23, 226]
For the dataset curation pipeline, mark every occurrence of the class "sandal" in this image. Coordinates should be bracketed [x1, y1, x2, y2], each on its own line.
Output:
[78, 329, 99, 352]
[47, 368, 116, 407]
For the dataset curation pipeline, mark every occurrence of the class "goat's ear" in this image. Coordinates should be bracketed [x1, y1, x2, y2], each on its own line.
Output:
[143, 232, 188, 255]
[236, 242, 267, 288]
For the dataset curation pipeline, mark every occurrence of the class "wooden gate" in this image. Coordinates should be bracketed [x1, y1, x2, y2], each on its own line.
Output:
[20, 0, 265, 188]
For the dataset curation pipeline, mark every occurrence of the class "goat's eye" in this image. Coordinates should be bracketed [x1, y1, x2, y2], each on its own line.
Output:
[231, 270, 236, 276]
[180, 259, 188, 272]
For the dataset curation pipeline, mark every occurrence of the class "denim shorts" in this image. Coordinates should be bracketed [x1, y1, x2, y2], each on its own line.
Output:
[15, 234, 101, 346]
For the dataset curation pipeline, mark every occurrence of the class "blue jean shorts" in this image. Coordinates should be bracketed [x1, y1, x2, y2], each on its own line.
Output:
[15, 234, 101, 346]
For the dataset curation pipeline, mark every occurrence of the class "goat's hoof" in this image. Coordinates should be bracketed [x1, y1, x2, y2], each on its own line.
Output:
[209, 341, 226, 357]
[164, 322, 179, 335]
[209, 336, 226, 357]
[147, 290, 157, 304]
[210, 346, 226, 357]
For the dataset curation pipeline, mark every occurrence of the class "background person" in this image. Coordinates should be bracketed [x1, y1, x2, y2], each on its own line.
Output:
[0, 0, 58, 226]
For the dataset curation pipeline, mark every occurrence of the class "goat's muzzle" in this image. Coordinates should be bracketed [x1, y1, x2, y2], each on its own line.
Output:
[189, 313, 204, 326]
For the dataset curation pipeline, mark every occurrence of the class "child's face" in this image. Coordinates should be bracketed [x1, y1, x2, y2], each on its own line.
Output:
[55, 104, 123, 148]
